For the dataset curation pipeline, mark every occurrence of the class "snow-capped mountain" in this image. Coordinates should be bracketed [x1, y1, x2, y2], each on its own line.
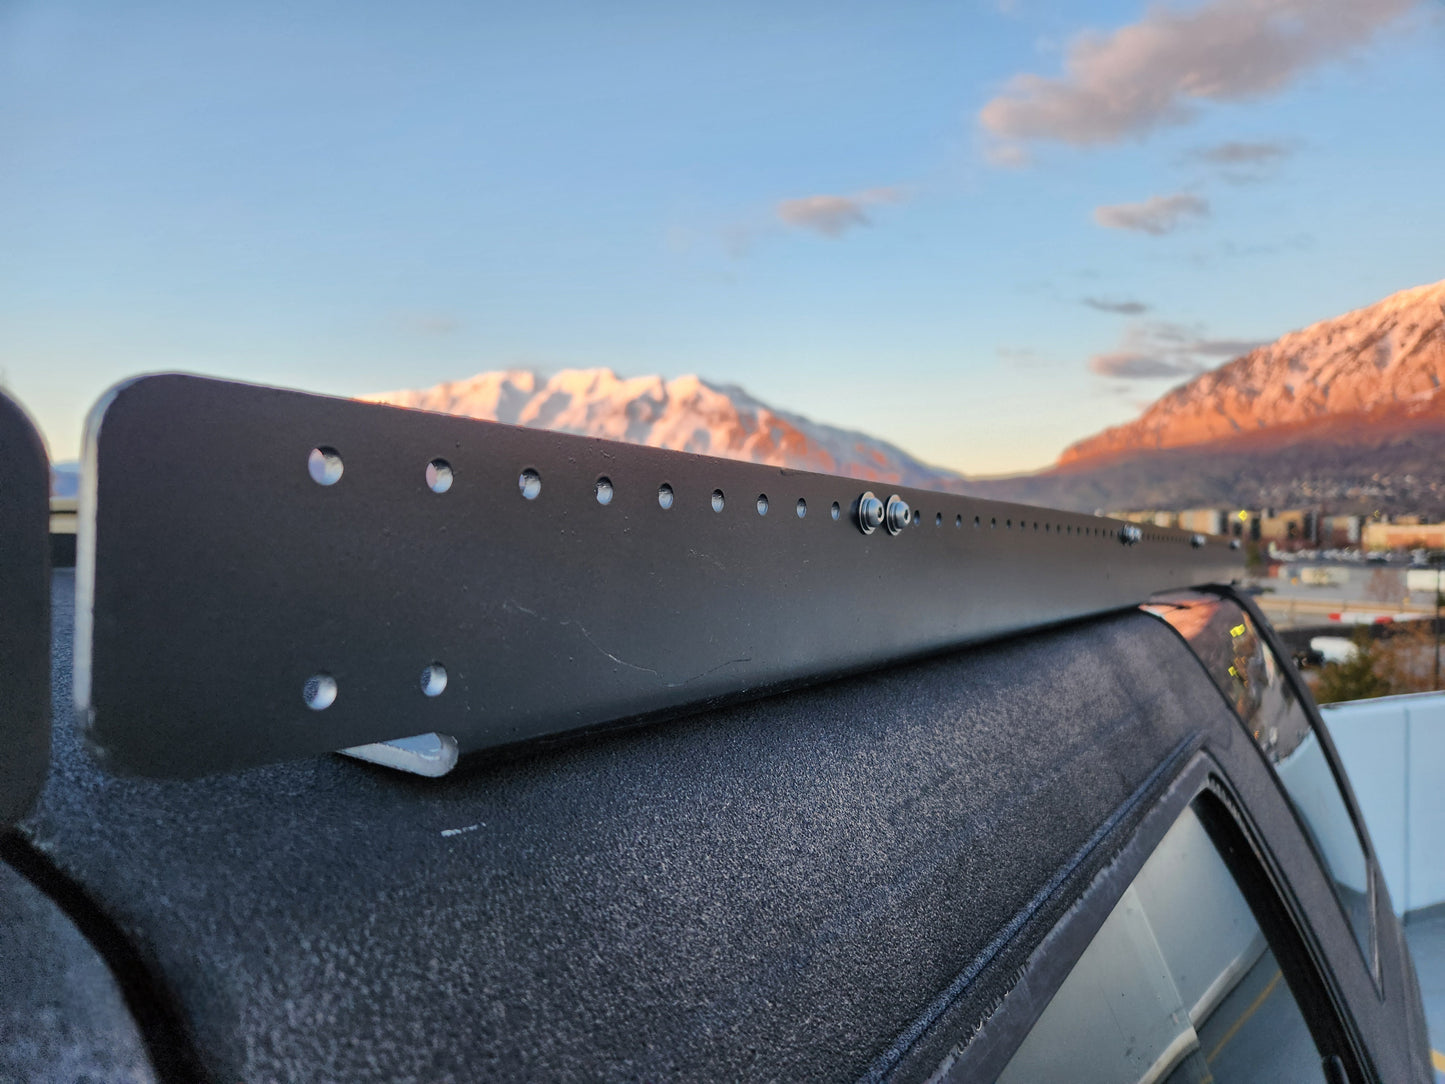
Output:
[1061, 280, 1445, 465]
[364, 279, 1445, 514]
[364, 368, 967, 490]
[969, 279, 1445, 513]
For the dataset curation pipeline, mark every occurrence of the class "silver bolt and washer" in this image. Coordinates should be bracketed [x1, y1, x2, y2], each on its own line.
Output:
[857, 491, 885, 535]
[885, 495, 911, 535]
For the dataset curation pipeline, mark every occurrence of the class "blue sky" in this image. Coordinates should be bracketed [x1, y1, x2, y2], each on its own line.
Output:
[3, 0, 1442, 473]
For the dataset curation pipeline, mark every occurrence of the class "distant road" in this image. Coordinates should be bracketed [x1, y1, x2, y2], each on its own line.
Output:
[1255, 562, 1439, 629]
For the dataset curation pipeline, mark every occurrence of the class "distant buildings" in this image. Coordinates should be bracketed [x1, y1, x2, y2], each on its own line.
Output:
[1362, 522, 1445, 551]
[1105, 507, 1445, 552]
[1109, 507, 1317, 544]
[1176, 508, 1224, 536]
[1320, 515, 1362, 546]
[1259, 509, 1317, 545]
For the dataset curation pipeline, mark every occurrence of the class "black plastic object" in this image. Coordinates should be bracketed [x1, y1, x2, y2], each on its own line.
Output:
[77, 373, 1243, 778]
[0, 391, 50, 825]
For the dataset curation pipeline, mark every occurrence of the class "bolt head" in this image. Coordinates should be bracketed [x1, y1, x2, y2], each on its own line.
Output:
[858, 492, 885, 534]
[886, 496, 911, 535]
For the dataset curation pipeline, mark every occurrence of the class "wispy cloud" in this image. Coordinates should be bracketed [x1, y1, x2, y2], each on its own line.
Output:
[979, 0, 1414, 155]
[1083, 296, 1150, 315]
[399, 312, 461, 335]
[1090, 353, 1201, 379]
[1189, 140, 1293, 165]
[1191, 337, 1266, 356]
[1220, 233, 1314, 258]
[1089, 320, 1266, 380]
[775, 187, 906, 238]
[721, 223, 756, 259]
[1185, 139, 1297, 184]
[997, 345, 1054, 368]
[984, 143, 1032, 169]
[1094, 194, 1209, 236]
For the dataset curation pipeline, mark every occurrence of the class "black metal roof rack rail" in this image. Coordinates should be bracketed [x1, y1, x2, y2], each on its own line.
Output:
[0, 391, 52, 825]
[74, 373, 1243, 779]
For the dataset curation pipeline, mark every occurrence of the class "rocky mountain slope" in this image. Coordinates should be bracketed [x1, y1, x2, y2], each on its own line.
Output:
[1061, 280, 1445, 465]
[967, 420, 1445, 514]
[959, 279, 1445, 514]
[364, 368, 966, 490]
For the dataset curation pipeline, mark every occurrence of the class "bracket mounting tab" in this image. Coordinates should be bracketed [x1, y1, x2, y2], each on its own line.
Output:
[1, 391, 51, 824]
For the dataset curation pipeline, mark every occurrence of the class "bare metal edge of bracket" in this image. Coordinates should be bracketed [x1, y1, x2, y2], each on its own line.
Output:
[339, 733, 460, 777]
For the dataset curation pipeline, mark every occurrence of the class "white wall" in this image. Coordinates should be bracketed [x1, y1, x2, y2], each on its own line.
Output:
[1322, 691, 1445, 915]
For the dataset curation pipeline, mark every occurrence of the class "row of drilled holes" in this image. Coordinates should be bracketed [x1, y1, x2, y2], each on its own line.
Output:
[303, 663, 448, 712]
[307, 446, 1201, 544]
[298, 450, 1207, 708]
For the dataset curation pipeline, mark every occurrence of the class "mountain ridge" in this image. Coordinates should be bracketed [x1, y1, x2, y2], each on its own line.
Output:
[1060, 280, 1445, 466]
[363, 368, 969, 491]
[364, 279, 1445, 514]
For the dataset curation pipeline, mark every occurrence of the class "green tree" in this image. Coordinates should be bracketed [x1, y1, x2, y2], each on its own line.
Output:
[1314, 628, 1392, 704]
[1244, 541, 1265, 577]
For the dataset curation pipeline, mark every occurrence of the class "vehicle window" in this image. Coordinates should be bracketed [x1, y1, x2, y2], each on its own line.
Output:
[1144, 595, 1373, 969]
[997, 804, 1327, 1083]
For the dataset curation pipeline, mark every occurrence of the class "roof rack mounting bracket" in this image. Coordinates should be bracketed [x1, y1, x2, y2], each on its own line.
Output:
[76, 373, 1243, 779]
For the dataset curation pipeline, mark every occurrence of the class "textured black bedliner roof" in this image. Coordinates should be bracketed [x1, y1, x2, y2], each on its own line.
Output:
[0, 861, 157, 1083]
[14, 572, 1238, 1082]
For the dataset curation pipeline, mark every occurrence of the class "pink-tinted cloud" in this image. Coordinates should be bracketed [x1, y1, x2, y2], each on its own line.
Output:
[1094, 193, 1209, 235]
[1089, 352, 1201, 379]
[984, 142, 1032, 169]
[980, 0, 1415, 152]
[776, 187, 906, 238]
[1083, 296, 1150, 315]
[1190, 139, 1293, 165]
[1191, 337, 1267, 356]
[1089, 320, 1265, 380]
[400, 311, 461, 335]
